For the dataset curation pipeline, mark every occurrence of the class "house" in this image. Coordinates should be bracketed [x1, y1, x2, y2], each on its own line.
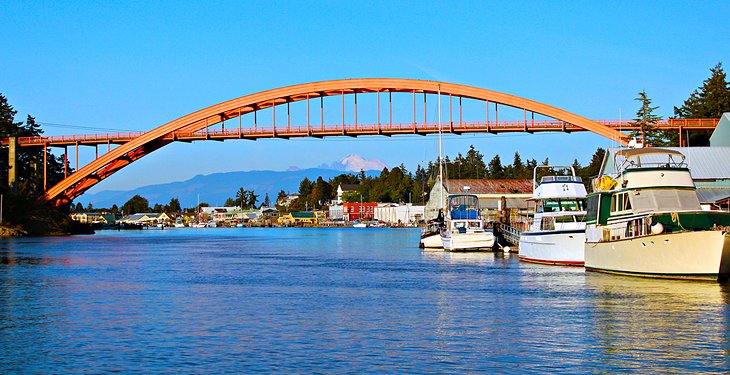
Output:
[277, 211, 317, 226]
[277, 193, 300, 208]
[343, 202, 377, 221]
[336, 184, 359, 204]
[70, 212, 102, 223]
[424, 179, 533, 221]
[122, 212, 171, 225]
[99, 214, 121, 225]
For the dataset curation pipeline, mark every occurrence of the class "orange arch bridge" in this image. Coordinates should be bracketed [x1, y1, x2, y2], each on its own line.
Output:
[35, 78, 631, 205]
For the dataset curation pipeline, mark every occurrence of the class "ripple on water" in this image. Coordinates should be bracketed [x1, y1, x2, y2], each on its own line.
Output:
[0, 228, 728, 373]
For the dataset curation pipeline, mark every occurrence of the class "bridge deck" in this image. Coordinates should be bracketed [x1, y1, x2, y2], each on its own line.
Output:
[4, 118, 719, 147]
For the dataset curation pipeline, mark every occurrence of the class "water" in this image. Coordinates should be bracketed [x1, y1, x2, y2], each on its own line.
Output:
[1, 228, 728, 373]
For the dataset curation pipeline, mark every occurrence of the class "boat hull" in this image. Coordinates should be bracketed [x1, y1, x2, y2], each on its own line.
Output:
[519, 230, 585, 266]
[420, 232, 443, 248]
[442, 232, 495, 252]
[585, 230, 730, 281]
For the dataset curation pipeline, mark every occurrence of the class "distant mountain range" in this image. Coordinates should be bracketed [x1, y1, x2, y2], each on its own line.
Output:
[76, 168, 381, 209]
[75, 153, 389, 209]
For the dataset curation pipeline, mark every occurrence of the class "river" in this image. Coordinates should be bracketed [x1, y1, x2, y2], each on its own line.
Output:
[1, 228, 728, 373]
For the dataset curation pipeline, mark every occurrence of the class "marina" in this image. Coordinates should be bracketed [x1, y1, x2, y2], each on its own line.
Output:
[1, 228, 729, 373]
[2, 2, 730, 372]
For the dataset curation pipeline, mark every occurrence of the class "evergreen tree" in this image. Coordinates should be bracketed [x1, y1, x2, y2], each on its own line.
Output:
[276, 190, 287, 205]
[577, 147, 605, 185]
[571, 159, 582, 174]
[121, 195, 150, 215]
[511, 151, 526, 179]
[0, 95, 67, 194]
[167, 197, 181, 213]
[263, 193, 271, 207]
[74, 202, 83, 212]
[224, 197, 237, 207]
[487, 154, 505, 179]
[235, 187, 247, 207]
[111, 204, 119, 214]
[298, 177, 313, 198]
[673, 62, 730, 146]
[463, 145, 486, 179]
[629, 90, 666, 146]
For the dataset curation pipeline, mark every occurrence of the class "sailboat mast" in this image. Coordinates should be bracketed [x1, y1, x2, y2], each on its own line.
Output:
[438, 85, 444, 209]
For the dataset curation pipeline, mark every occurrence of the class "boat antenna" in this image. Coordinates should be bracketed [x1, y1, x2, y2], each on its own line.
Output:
[438, 85, 444, 211]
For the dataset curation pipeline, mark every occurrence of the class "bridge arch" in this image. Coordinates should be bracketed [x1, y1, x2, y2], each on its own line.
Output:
[41, 78, 628, 205]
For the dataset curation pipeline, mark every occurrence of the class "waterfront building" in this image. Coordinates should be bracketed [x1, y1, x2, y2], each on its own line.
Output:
[329, 204, 344, 221]
[374, 203, 425, 225]
[277, 211, 317, 226]
[70, 212, 102, 223]
[122, 212, 170, 225]
[343, 202, 377, 221]
[424, 179, 533, 221]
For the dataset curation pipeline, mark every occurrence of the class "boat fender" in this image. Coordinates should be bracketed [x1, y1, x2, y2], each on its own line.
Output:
[651, 222, 664, 235]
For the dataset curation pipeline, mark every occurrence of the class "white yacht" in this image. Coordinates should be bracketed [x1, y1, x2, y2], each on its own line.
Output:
[518, 166, 587, 266]
[584, 148, 730, 281]
[440, 194, 495, 251]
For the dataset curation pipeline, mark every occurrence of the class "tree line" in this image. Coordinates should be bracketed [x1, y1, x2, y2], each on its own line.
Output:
[1, 62, 727, 230]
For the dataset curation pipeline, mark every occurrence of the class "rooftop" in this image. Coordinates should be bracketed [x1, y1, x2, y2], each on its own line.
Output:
[444, 179, 533, 194]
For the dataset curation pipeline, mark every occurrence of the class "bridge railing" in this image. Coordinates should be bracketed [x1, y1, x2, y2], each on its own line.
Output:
[2, 118, 720, 146]
[11, 132, 144, 145]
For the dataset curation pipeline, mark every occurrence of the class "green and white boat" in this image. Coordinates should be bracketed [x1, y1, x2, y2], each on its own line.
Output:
[584, 147, 730, 281]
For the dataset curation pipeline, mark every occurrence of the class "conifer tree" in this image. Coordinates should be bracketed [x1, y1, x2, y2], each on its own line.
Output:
[672, 62, 730, 146]
[629, 90, 666, 146]
[487, 154, 505, 179]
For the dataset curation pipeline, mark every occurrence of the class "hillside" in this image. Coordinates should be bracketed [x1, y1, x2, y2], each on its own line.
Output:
[75, 168, 379, 209]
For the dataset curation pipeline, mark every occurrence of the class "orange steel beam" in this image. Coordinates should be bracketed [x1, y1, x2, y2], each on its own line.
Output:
[36, 78, 685, 205]
[11, 118, 719, 148]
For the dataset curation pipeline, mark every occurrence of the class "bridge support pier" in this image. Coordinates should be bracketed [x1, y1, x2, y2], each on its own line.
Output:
[7, 137, 16, 190]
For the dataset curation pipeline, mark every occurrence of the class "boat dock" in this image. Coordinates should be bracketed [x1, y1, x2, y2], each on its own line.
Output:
[494, 222, 523, 247]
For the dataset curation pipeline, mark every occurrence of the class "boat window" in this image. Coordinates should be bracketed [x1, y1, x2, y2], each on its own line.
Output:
[559, 199, 586, 211]
[611, 192, 631, 213]
[586, 195, 599, 221]
[540, 216, 555, 231]
[541, 199, 561, 213]
[555, 215, 575, 223]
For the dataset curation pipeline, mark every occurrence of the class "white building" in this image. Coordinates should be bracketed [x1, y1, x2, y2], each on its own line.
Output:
[329, 205, 344, 221]
[374, 204, 424, 225]
[336, 184, 359, 204]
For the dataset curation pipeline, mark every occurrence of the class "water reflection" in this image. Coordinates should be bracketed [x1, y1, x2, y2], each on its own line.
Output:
[585, 274, 730, 372]
[2, 230, 729, 372]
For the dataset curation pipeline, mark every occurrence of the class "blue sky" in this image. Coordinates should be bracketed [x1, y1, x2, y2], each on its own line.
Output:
[2, 1, 729, 192]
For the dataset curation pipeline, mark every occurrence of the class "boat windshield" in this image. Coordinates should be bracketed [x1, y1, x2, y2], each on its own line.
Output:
[448, 195, 479, 219]
[614, 148, 687, 173]
[537, 198, 586, 213]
